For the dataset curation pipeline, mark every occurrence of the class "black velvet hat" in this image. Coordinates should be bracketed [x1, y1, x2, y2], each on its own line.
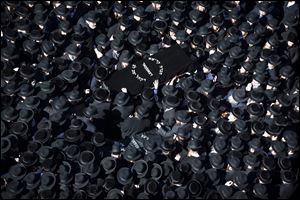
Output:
[8, 164, 27, 181]
[132, 159, 148, 178]
[128, 31, 143, 46]
[94, 67, 108, 81]
[24, 172, 41, 190]
[40, 172, 56, 190]
[213, 136, 228, 154]
[175, 110, 191, 123]
[198, 79, 215, 93]
[232, 87, 248, 102]
[117, 167, 133, 185]
[243, 154, 260, 168]
[123, 147, 142, 162]
[247, 103, 265, 117]
[114, 92, 130, 106]
[162, 95, 180, 108]
[119, 50, 134, 63]
[73, 173, 89, 189]
[209, 154, 224, 169]
[150, 163, 163, 181]
[253, 183, 268, 199]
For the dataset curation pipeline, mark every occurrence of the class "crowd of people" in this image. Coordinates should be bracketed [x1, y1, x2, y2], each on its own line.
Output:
[1, 1, 299, 199]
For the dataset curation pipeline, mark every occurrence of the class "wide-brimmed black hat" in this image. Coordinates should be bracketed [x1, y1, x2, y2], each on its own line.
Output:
[175, 110, 191, 123]
[65, 44, 81, 56]
[209, 4, 223, 16]
[253, 183, 268, 199]
[138, 20, 151, 34]
[119, 50, 133, 63]
[40, 172, 56, 190]
[217, 185, 233, 199]
[171, 11, 184, 23]
[279, 65, 295, 79]
[95, 33, 109, 48]
[266, 123, 282, 136]
[281, 171, 297, 184]
[160, 139, 176, 152]
[187, 139, 201, 150]
[147, 44, 160, 55]
[84, 11, 100, 23]
[78, 150, 95, 167]
[189, 9, 203, 22]
[6, 180, 25, 195]
[176, 30, 188, 42]
[198, 79, 215, 94]
[106, 189, 123, 199]
[24, 172, 41, 190]
[73, 173, 89, 189]
[144, 178, 159, 196]
[110, 38, 124, 51]
[243, 154, 260, 168]
[3, 27, 18, 41]
[162, 85, 178, 96]
[229, 46, 244, 59]
[247, 103, 265, 117]
[134, 6, 146, 18]
[282, 14, 298, 27]
[64, 129, 83, 144]
[123, 147, 141, 162]
[208, 51, 224, 64]
[197, 25, 212, 36]
[217, 119, 232, 135]
[136, 105, 150, 119]
[258, 170, 272, 184]
[58, 20, 72, 34]
[101, 156, 117, 174]
[261, 155, 275, 171]
[162, 95, 180, 108]
[185, 90, 201, 103]
[246, 33, 261, 46]
[232, 87, 248, 102]
[23, 40, 39, 54]
[271, 141, 286, 155]
[150, 163, 163, 181]
[209, 154, 224, 169]
[230, 135, 244, 151]
[10, 121, 28, 140]
[211, 15, 224, 27]
[41, 40, 57, 56]
[213, 136, 228, 154]
[18, 84, 34, 98]
[169, 170, 184, 185]
[234, 172, 248, 189]
[94, 67, 108, 81]
[113, 92, 130, 106]
[1, 106, 18, 122]
[128, 31, 143, 46]
[8, 164, 27, 181]
[132, 159, 148, 178]
[117, 167, 133, 185]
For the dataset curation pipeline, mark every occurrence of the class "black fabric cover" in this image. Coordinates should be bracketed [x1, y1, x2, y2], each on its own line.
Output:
[105, 45, 193, 96]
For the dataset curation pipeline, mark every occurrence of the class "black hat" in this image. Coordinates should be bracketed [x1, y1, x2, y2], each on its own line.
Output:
[229, 46, 244, 59]
[117, 167, 133, 185]
[227, 154, 242, 170]
[175, 110, 191, 123]
[234, 172, 248, 189]
[188, 157, 205, 173]
[248, 138, 263, 152]
[40, 172, 56, 190]
[250, 121, 265, 136]
[170, 170, 184, 185]
[267, 123, 282, 136]
[18, 84, 34, 97]
[279, 65, 295, 79]
[111, 38, 124, 51]
[64, 129, 83, 143]
[94, 67, 108, 81]
[23, 40, 39, 54]
[282, 14, 298, 27]
[59, 20, 72, 33]
[162, 95, 180, 108]
[213, 136, 228, 154]
[106, 188, 123, 199]
[1, 136, 11, 154]
[229, 8, 242, 20]
[1, 45, 18, 61]
[65, 89, 82, 103]
[232, 87, 248, 102]
[41, 40, 57, 56]
[65, 44, 81, 56]
[150, 163, 163, 180]
[247, 103, 265, 117]
[197, 25, 212, 36]
[188, 102, 204, 114]
[171, 11, 184, 23]
[91, 132, 106, 147]
[134, 6, 146, 18]
[217, 119, 233, 135]
[73, 173, 89, 189]
[211, 15, 224, 27]
[132, 159, 148, 178]
[114, 92, 130, 106]
[217, 185, 233, 199]
[281, 171, 297, 184]
[209, 154, 224, 169]
[271, 141, 286, 155]
[9, 164, 27, 181]
[189, 9, 203, 22]
[101, 157, 117, 174]
[160, 139, 175, 152]
[262, 155, 275, 171]
[253, 183, 268, 199]
[123, 147, 141, 162]
[1, 106, 18, 122]
[246, 11, 259, 24]
[250, 89, 264, 103]
[95, 33, 109, 48]
[144, 179, 159, 196]
[208, 51, 224, 64]
[10, 121, 28, 139]
[147, 44, 160, 55]
[258, 170, 272, 184]
[185, 90, 201, 103]
[85, 11, 100, 23]
[243, 154, 260, 168]
[3, 27, 18, 41]
[113, 2, 126, 14]
[209, 4, 223, 16]
[217, 40, 231, 54]
[79, 150, 95, 167]
[162, 85, 178, 96]
[206, 33, 218, 46]
[176, 30, 188, 41]
[136, 105, 150, 119]
[119, 50, 133, 63]
[198, 79, 215, 93]
[138, 20, 151, 34]
[6, 180, 25, 195]
[187, 139, 201, 150]
[128, 31, 143, 46]
[24, 172, 41, 190]
[230, 135, 244, 151]
[141, 88, 154, 101]
[206, 168, 221, 185]
[50, 96, 68, 111]
[246, 33, 261, 46]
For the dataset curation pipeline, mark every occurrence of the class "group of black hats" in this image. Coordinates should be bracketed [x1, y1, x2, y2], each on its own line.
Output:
[1, 1, 299, 199]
